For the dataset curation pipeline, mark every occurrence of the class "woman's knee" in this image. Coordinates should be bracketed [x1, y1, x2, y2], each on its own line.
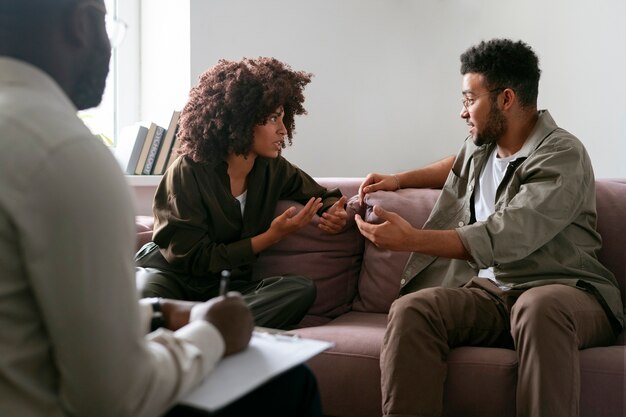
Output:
[284, 275, 317, 304]
[136, 267, 186, 299]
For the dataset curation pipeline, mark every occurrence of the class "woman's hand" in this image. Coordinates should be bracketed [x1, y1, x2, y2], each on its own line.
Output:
[250, 197, 322, 254]
[269, 197, 323, 240]
[318, 196, 348, 234]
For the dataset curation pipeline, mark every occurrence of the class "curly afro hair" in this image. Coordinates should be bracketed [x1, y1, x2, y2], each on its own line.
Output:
[177, 57, 313, 163]
[460, 39, 541, 108]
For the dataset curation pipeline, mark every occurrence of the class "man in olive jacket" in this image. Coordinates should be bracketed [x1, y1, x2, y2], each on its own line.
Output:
[356, 38, 623, 417]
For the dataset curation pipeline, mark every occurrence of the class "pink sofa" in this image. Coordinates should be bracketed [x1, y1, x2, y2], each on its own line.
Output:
[136, 178, 626, 417]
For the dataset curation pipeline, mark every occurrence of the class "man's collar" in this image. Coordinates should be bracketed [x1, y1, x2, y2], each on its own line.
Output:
[518, 110, 559, 156]
[0, 57, 76, 112]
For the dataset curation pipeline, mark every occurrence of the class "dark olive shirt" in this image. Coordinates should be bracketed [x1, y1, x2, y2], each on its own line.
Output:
[149, 155, 342, 284]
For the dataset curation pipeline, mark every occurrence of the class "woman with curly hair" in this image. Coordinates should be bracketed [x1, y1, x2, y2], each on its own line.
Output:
[136, 57, 348, 329]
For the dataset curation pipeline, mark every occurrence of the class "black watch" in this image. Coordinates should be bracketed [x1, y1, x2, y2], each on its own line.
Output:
[148, 298, 165, 331]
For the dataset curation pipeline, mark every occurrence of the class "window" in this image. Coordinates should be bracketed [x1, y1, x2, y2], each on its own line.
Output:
[80, 0, 139, 147]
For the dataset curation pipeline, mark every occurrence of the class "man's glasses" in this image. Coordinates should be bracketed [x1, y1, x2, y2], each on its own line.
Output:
[461, 88, 504, 110]
[105, 15, 128, 48]
[84, 1, 128, 49]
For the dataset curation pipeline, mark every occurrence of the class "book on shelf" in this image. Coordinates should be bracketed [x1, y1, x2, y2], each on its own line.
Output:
[152, 110, 181, 176]
[134, 123, 160, 175]
[123, 124, 149, 175]
[141, 124, 166, 175]
[165, 128, 183, 172]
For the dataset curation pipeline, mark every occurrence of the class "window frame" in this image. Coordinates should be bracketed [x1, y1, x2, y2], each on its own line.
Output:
[82, 0, 140, 146]
[110, 0, 140, 144]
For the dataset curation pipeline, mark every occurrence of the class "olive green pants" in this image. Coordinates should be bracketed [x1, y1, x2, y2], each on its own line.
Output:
[137, 266, 316, 330]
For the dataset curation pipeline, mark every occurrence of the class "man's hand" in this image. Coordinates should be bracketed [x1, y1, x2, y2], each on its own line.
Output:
[319, 196, 348, 234]
[355, 205, 472, 260]
[160, 299, 196, 331]
[354, 205, 416, 251]
[190, 293, 254, 356]
[358, 173, 399, 203]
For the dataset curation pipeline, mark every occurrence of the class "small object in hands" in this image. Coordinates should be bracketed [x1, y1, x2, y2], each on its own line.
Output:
[219, 270, 231, 297]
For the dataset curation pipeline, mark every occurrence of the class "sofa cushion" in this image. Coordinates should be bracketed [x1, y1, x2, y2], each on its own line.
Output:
[351, 188, 441, 313]
[290, 312, 388, 417]
[292, 312, 519, 417]
[579, 346, 626, 417]
[254, 200, 364, 318]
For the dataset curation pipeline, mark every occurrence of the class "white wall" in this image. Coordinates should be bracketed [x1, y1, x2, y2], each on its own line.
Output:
[149, 0, 625, 178]
[140, 0, 190, 127]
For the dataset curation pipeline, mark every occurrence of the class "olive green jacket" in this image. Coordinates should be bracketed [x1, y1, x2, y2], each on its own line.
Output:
[147, 155, 342, 284]
[400, 110, 624, 331]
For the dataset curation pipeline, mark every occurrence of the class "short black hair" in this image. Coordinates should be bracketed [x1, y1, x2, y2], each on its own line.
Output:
[460, 39, 541, 108]
[0, 0, 77, 13]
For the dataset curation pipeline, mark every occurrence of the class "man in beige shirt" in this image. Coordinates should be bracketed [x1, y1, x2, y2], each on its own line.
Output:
[0, 1, 320, 416]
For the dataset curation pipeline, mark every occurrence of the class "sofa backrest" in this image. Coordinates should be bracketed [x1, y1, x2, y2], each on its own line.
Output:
[139, 178, 625, 320]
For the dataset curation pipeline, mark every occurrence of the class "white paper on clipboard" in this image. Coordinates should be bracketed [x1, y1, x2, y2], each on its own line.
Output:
[180, 331, 333, 412]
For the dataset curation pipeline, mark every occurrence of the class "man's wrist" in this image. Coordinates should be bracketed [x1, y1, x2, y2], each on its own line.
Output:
[392, 174, 401, 190]
[146, 297, 165, 331]
[160, 299, 194, 330]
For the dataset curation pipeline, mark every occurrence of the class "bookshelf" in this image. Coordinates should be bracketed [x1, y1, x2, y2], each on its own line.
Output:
[126, 175, 162, 187]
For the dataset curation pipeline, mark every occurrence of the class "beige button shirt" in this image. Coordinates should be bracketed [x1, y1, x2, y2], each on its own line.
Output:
[0, 57, 223, 417]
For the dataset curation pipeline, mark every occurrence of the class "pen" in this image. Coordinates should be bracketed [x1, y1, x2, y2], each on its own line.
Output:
[219, 270, 230, 297]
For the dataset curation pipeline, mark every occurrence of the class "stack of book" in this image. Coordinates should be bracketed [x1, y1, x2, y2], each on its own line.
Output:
[124, 110, 182, 175]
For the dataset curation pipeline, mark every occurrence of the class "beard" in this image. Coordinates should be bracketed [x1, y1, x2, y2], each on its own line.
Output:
[71, 45, 111, 110]
[473, 102, 507, 147]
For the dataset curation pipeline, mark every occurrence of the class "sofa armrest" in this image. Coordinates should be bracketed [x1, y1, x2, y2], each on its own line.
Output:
[135, 215, 154, 251]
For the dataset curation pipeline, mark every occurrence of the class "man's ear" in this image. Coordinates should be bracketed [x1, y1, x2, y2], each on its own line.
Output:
[501, 88, 516, 111]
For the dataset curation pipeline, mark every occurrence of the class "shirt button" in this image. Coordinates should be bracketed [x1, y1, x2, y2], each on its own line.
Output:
[458, 221, 465, 227]
[400, 279, 406, 285]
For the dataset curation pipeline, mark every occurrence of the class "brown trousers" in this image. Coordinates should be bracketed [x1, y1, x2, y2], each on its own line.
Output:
[381, 278, 615, 417]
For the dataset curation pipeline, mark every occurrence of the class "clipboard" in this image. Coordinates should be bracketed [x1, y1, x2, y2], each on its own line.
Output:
[180, 330, 333, 412]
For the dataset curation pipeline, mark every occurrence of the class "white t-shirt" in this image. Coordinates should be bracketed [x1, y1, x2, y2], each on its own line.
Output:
[474, 146, 528, 281]
[235, 190, 248, 216]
